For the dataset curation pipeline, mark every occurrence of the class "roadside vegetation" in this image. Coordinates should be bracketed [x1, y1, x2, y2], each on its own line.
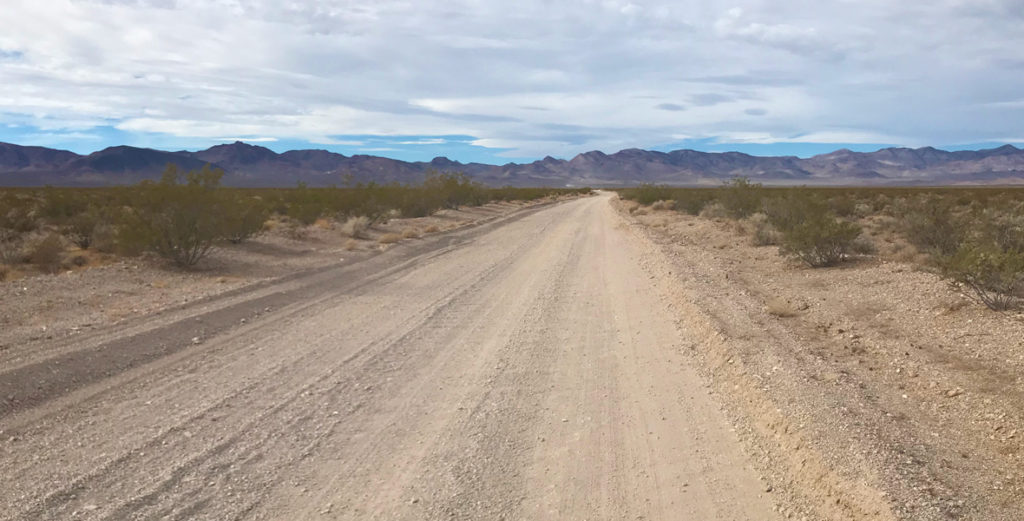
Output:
[620, 180, 1024, 310]
[0, 164, 590, 277]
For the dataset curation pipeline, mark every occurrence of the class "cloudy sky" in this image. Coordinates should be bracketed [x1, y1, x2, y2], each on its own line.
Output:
[1, 0, 1023, 163]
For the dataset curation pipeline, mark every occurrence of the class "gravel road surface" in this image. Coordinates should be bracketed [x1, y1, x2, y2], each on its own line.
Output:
[0, 194, 778, 520]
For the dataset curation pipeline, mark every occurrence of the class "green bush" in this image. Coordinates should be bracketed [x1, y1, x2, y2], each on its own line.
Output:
[62, 206, 102, 249]
[673, 190, 715, 215]
[779, 215, 863, 267]
[622, 184, 676, 206]
[220, 194, 269, 244]
[940, 242, 1023, 310]
[30, 233, 65, 273]
[900, 195, 965, 257]
[118, 164, 226, 267]
[719, 177, 764, 218]
[762, 189, 828, 232]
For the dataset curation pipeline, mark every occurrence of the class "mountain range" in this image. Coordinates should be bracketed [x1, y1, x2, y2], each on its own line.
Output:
[2, 141, 1024, 187]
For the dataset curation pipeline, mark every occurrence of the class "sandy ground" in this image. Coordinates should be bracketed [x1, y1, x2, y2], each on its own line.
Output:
[620, 197, 1024, 521]
[0, 194, 781, 520]
[0, 199, 550, 360]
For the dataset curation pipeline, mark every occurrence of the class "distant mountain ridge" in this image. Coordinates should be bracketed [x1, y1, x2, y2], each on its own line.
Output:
[1, 140, 1023, 187]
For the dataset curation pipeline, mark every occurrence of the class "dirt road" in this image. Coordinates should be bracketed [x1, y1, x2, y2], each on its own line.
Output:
[0, 194, 779, 520]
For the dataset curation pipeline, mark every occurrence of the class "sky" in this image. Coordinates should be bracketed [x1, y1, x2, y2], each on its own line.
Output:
[1, 0, 1023, 164]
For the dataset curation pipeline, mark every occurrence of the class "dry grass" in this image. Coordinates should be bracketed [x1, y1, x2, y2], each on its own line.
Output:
[344, 239, 359, 251]
[699, 202, 728, 219]
[341, 216, 370, 239]
[765, 297, 801, 317]
[650, 200, 676, 211]
[313, 218, 334, 230]
[401, 228, 420, 239]
[424, 225, 440, 233]
[378, 233, 402, 244]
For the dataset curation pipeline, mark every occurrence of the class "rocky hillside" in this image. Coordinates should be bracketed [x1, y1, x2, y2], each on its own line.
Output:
[2, 141, 1022, 187]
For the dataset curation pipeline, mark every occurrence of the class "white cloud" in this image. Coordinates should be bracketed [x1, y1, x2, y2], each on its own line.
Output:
[216, 137, 278, 142]
[0, 0, 1021, 157]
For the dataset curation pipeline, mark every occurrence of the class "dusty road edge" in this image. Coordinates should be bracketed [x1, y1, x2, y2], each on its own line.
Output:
[610, 196, 897, 521]
[0, 197, 572, 419]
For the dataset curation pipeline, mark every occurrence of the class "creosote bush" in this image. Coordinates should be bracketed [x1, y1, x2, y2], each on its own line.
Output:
[779, 217, 862, 267]
[617, 185, 1024, 303]
[118, 164, 227, 267]
[719, 177, 764, 218]
[30, 233, 65, 273]
[1, 173, 590, 276]
[940, 242, 1023, 310]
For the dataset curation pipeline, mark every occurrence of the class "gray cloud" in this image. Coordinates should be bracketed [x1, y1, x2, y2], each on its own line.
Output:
[655, 103, 686, 111]
[0, 0, 1021, 157]
[690, 93, 733, 107]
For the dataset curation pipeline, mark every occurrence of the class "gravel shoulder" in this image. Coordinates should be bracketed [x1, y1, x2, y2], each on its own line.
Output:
[617, 196, 1024, 521]
[0, 193, 780, 520]
[0, 199, 554, 370]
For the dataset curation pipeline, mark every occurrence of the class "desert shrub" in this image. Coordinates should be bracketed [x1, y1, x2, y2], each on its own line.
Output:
[30, 233, 65, 273]
[699, 202, 728, 219]
[378, 233, 402, 244]
[401, 228, 420, 239]
[673, 191, 715, 215]
[900, 195, 965, 257]
[850, 236, 878, 255]
[762, 189, 830, 232]
[622, 184, 676, 206]
[650, 200, 675, 211]
[974, 209, 1024, 253]
[853, 202, 874, 218]
[0, 234, 23, 265]
[939, 242, 1023, 310]
[341, 216, 370, 238]
[828, 195, 858, 217]
[747, 213, 780, 246]
[220, 194, 268, 244]
[424, 224, 440, 233]
[779, 214, 862, 267]
[343, 239, 359, 251]
[91, 223, 118, 253]
[0, 204, 37, 233]
[286, 190, 323, 225]
[61, 206, 102, 249]
[718, 177, 764, 218]
[118, 164, 226, 267]
[420, 171, 489, 212]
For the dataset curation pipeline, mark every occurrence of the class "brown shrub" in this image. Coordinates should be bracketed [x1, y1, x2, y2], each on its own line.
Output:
[378, 233, 402, 244]
[0, 235, 22, 265]
[344, 239, 359, 251]
[424, 225, 440, 233]
[30, 233, 65, 273]
[699, 202, 728, 219]
[401, 228, 420, 239]
[341, 216, 370, 239]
